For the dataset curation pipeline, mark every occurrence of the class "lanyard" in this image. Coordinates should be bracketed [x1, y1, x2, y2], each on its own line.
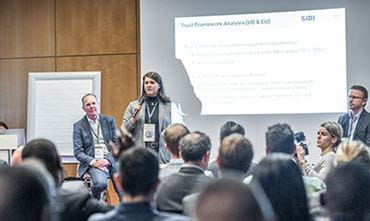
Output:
[146, 102, 158, 123]
[90, 122, 101, 142]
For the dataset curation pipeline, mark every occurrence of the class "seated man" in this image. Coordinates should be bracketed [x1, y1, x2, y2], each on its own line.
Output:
[89, 147, 188, 221]
[156, 131, 213, 214]
[73, 93, 118, 199]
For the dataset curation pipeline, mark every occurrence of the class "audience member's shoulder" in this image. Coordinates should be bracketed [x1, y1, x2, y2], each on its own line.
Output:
[182, 193, 199, 216]
[59, 188, 113, 221]
[88, 208, 118, 221]
[160, 172, 179, 182]
[156, 211, 189, 221]
[328, 152, 337, 159]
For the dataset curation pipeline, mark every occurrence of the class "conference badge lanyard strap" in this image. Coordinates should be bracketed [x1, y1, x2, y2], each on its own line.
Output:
[91, 123, 105, 160]
[144, 102, 158, 142]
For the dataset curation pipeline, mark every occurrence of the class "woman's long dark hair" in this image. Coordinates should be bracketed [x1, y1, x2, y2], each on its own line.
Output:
[140, 71, 170, 103]
[253, 153, 311, 221]
[22, 139, 64, 187]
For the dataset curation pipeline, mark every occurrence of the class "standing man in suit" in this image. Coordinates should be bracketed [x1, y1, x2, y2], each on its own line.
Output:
[338, 85, 370, 146]
[73, 93, 118, 199]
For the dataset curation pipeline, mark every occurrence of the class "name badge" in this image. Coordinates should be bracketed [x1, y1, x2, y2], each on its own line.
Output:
[95, 144, 105, 160]
[143, 123, 156, 142]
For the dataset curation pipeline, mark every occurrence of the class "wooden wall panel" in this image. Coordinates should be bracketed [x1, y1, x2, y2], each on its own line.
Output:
[56, 0, 137, 56]
[0, 0, 55, 58]
[0, 58, 55, 128]
[56, 55, 138, 124]
[63, 162, 78, 177]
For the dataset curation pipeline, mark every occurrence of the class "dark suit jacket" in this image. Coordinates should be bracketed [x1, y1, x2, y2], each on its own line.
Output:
[338, 109, 370, 146]
[58, 188, 112, 221]
[73, 114, 117, 176]
[88, 202, 188, 221]
[155, 166, 213, 214]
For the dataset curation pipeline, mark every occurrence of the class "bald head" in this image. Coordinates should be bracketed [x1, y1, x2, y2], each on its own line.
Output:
[180, 132, 211, 162]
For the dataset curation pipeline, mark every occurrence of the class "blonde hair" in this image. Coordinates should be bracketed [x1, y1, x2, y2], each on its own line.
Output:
[336, 140, 370, 165]
[320, 121, 343, 148]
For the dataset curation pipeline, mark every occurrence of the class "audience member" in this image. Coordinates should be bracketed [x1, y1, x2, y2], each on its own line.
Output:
[217, 133, 254, 180]
[195, 179, 264, 221]
[253, 153, 311, 221]
[297, 121, 342, 180]
[324, 162, 370, 221]
[19, 158, 59, 221]
[160, 123, 190, 179]
[336, 140, 370, 167]
[219, 120, 246, 141]
[156, 132, 213, 214]
[244, 123, 326, 195]
[208, 121, 249, 177]
[107, 125, 136, 160]
[73, 93, 119, 199]
[22, 138, 112, 221]
[182, 133, 254, 216]
[0, 166, 50, 221]
[89, 147, 188, 221]
[338, 85, 370, 146]
[265, 123, 295, 155]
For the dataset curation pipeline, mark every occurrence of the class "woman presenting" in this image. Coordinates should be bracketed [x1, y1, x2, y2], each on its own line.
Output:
[122, 71, 180, 164]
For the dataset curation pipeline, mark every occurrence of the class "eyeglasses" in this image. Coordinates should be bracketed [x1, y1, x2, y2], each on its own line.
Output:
[348, 95, 363, 100]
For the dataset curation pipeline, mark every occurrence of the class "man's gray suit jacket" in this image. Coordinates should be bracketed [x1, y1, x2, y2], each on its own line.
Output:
[73, 114, 117, 176]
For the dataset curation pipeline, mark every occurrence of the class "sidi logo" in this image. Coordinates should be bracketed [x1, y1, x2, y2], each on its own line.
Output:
[301, 15, 315, 22]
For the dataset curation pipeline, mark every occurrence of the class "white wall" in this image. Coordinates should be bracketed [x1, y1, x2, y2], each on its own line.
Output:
[141, 0, 370, 163]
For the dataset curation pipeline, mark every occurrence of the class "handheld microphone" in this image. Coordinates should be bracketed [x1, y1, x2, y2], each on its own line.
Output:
[132, 97, 145, 118]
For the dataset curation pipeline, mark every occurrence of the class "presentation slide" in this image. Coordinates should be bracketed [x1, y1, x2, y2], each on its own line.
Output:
[142, 0, 370, 163]
[175, 8, 347, 115]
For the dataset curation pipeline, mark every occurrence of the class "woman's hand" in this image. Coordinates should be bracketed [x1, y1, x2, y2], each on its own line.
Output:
[296, 145, 307, 165]
[130, 104, 142, 125]
[130, 117, 137, 125]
